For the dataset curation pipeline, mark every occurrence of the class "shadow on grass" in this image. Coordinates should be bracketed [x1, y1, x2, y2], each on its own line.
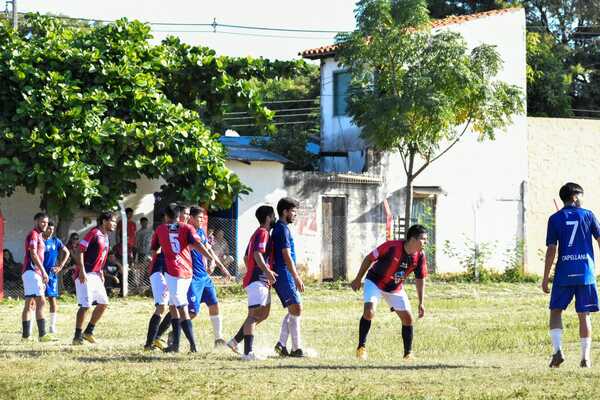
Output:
[229, 363, 490, 371]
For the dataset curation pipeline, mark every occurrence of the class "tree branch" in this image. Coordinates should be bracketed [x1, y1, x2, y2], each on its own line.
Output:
[412, 116, 473, 178]
[398, 146, 409, 176]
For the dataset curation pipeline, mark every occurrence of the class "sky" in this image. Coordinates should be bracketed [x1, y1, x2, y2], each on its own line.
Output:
[18, 0, 358, 61]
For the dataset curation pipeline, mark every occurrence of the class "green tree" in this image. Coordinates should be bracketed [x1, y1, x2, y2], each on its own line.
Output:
[336, 0, 524, 229]
[0, 15, 247, 235]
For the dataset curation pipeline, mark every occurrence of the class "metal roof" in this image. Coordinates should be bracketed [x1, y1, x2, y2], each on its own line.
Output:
[219, 136, 289, 164]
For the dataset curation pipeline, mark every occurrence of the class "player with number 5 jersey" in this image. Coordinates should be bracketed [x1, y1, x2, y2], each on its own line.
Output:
[542, 182, 600, 369]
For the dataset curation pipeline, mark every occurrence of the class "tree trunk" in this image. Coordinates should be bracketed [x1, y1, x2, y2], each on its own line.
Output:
[56, 210, 75, 243]
[403, 150, 417, 239]
[404, 176, 414, 239]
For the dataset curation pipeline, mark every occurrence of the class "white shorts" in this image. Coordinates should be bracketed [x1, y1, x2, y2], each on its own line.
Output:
[165, 273, 191, 307]
[363, 279, 411, 311]
[22, 270, 44, 297]
[246, 281, 271, 308]
[150, 272, 169, 306]
[75, 272, 109, 308]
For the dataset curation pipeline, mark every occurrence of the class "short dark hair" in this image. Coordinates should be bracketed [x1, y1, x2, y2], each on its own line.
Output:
[164, 203, 181, 220]
[255, 205, 275, 224]
[140, 217, 148, 223]
[406, 224, 427, 241]
[125, 207, 134, 214]
[277, 197, 299, 216]
[559, 182, 584, 203]
[98, 211, 116, 226]
[34, 212, 48, 220]
[189, 206, 206, 218]
[47, 220, 55, 227]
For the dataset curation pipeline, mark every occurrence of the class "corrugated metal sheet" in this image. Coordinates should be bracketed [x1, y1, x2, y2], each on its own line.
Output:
[219, 136, 289, 163]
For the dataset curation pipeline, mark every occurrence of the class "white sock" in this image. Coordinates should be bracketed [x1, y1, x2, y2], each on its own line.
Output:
[550, 328, 563, 353]
[289, 315, 302, 351]
[581, 337, 592, 361]
[279, 314, 290, 346]
[29, 321, 33, 336]
[50, 313, 57, 333]
[210, 315, 222, 340]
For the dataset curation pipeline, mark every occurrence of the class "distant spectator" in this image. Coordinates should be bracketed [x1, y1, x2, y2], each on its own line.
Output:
[212, 229, 234, 270]
[135, 217, 153, 261]
[104, 248, 124, 296]
[3, 248, 22, 288]
[61, 233, 81, 293]
[116, 207, 136, 260]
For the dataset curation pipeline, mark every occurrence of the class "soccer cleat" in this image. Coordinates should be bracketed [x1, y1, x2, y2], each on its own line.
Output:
[39, 334, 58, 343]
[143, 345, 155, 352]
[275, 342, 289, 357]
[152, 338, 166, 351]
[549, 350, 565, 368]
[21, 336, 34, 343]
[163, 346, 180, 353]
[214, 338, 227, 348]
[72, 337, 84, 346]
[356, 346, 367, 360]
[289, 348, 305, 358]
[227, 339, 240, 354]
[403, 352, 415, 361]
[580, 359, 591, 368]
[82, 333, 97, 344]
[242, 352, 266, 361]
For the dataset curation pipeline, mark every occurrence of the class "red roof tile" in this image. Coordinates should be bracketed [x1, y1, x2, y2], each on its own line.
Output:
[300, 7, 522, 59]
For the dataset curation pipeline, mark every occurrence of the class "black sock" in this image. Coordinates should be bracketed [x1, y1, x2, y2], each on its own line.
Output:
[358, 317, 372, 348]
[36, 319, 46, 337]
[156, 314, 172, 339]
[170, 318, 181, 350]
[402, 325, 413, 356]
[180, 319, 197, 352]
[22, 320, 31, 338]
[234, 325, 245, 343]
[145, 314, 161, 347]
[84, 323, 95, 335]
[244, 335, 254, 355]
[74, 328, 83, 340]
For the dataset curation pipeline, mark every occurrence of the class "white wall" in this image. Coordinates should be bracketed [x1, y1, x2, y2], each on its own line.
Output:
[226, 160, 286, 268]
[319, 9, 528, 272]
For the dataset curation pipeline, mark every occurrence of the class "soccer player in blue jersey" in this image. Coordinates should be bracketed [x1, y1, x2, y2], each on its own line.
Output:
[272, 197, 305, 357]
[542, 182, 600, 368]
[42, 221, 70, 333]
[187, 206, 231, 347]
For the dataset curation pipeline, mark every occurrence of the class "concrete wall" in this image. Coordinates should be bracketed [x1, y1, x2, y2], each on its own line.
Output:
[318, 9, 528, 272]
[284, 170, 386, 279]
[526, 118, 600, 275]
[227, 160, 286, 267]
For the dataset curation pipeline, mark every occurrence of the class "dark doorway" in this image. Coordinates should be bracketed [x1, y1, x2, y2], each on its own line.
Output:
[321, 196, 347, 281]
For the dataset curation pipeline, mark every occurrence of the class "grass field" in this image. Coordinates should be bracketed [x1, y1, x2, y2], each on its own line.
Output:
[1, 282, 600, 400]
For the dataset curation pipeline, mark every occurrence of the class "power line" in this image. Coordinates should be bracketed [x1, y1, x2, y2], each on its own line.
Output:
[152, 29, 335, 40]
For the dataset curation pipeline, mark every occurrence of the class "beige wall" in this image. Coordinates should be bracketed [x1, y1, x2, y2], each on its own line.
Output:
[527, 117, 600, 274]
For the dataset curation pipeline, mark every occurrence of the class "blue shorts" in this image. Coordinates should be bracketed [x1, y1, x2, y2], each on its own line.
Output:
[45, 273, 59, 298]
[187, 276, 218, 315]
[550, 284, 599, 313]
[273, 272, 301, 308]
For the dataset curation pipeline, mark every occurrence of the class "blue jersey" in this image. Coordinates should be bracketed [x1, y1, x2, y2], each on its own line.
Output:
[546, 206, 600, 286]
[43, 237, 63, 274]
[271, 221, 296, 274]
[191, 228, 209, 279]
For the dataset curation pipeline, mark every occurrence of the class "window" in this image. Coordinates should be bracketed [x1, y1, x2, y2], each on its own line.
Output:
[333, 70, 351, 116]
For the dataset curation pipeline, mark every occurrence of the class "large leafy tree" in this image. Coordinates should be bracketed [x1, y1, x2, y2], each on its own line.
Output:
[0, 15, 247, 235]
[336, 0, 524, 228]
[427, 0, 600, 117]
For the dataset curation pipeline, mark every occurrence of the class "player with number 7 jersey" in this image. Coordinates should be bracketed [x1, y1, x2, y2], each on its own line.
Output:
[543, 182, 600, 369]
